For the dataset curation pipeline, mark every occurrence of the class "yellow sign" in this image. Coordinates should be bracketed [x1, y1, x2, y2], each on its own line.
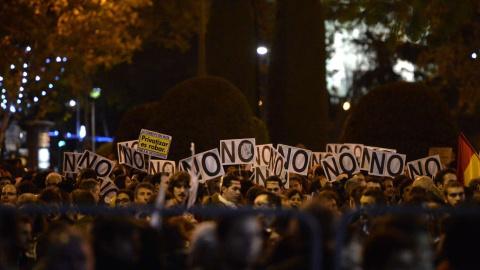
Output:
[137, 129, 172, 159]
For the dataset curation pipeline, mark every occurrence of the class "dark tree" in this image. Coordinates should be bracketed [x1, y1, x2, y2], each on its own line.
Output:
[340, 81, 457, 160]
[267, 0, 328, 151]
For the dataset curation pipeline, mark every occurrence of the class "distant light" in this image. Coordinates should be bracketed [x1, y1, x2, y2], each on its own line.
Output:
[41, 67, 45, 72]
[55, 76, 59, 81]
[79, 125, 86, 139]
[58, 140, 66, 147]
[258, 100, 263, 106]
[19, 86, 24, 92]
[1, 95, 4, 99]
[16, 99, 21, 104]
[1, 103, 5, 109]
[0, 76, 2, 81]
[61, 68, 65, 72]
[90, 88, 101, 99]
[343, 101, 351, 111]
[48, 84, 53, 89]
[0, 83, 2, 87]
[18, 93, 23, 98]
[10, 64, 15, 69]
[22, 78, 27, 84]
[27, 103, 31, 108]
[472, 53, 477, 59]
[18, 108, 22, 112]
[257, 46, 268, 55]
[33, 97, 38, 102]
[23, 63, 28, 68]
[1, 89, 5, 93]
[69, 100, 76, 107]
[62, 57, 67, 62]
[54, 130, 59, 136]
[66, 132, 72, 138]
[23, 72, 27, 77]
[35, 75, 40, 81]
[1, 100, 5, 104]
[9, 105, 16, 113]
[46, 59, 50, 64]
[41, 91, 46, 96]
[26, 46, 31, 52]
[56, 56, 61, 62]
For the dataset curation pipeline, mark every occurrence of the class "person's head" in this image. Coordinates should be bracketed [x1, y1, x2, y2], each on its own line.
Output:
[360, 188, 387, 208]
[116, 189, 134, 208]
[1, 184, 18, 205]
[398, 178, 414, 202]
[289, 176, 303, 192]
[412, 176, 434, 190]
[365, 176, 381, 189]
[71, 189, 96, 212]
[265, 176, 283, 195]
[363, 230, 415, 270]
[45, 172, 63, 188]
[434, 168, 457, 190]
[285, 188, 304, 209]
[244, 185, 265, 205]
[380, 177, 395, 199]
[216, 216, 262, 269]
[345, 176, 367, 199]
[150, 172, 169, 194]
[443, 181, 465, 207]
[131, 170, 148, 183]
[168, 172, 191, 205]
[468, 177, 480, 192]
[113, 175, 129, 190]
[78, 179, 101, 203]
[0, 177, 13, 190]
[253, 191, 282, 209]
[76, 168, 97, 182]
[351, 186, 366, 208]
[206, 177, 221, 196]
[220, 174, 242, 204]
[317, 190, 340, 212]
[15, 215, 32, 252]
[134, 182, 154, 204]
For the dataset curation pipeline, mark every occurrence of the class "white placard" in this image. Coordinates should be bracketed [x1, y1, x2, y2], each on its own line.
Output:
[321, 150, 360, 182]
[77, 150, 115, 179]
[117, 143, 147, 172]
[255, 144, 273, 167]
[63, 152, 83, 174]
[368, 151, 406, 177]
[407, 155, 442, 180]
[220, 138, 256, 165]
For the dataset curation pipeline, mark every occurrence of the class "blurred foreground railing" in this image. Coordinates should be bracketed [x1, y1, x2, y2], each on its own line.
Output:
[0, 205, 323, 270]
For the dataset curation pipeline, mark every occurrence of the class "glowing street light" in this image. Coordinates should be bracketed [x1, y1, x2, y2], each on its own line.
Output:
[257, 46, 268, 55]
[343, 101, 351, 111]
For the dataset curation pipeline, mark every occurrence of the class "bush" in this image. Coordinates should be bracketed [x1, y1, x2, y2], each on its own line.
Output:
[339, 82, 456, 160]
[115, 102, 161, 144]
[144, 76, 264, 161]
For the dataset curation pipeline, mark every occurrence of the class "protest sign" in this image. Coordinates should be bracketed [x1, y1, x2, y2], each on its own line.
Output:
[310, 152, 333, 169]
[253, 165, 271, 186]
[179, 156, 202, 181]
[368, 151, 406, 177]
[194, 149, 224, 181]
[255, 144, 273, 167]
[321, 150, 360, 182]
[407, 155, 442, 180]
[282, 146, 312, 175]
[77, 150, 115, 179]
[268, 148, 289, 188]
[344, 144, 364, 159]
[63, 152, 82, 174]
[98, 177, 118, 203]
[429, 147, 453, 168]
[117, 143, 147, 172]
[220, 138, 255, 165]
[148, 159, 176, 175]
[326, 143, 351, 154]
[137, 129, 172, 159]
[360, 146, 397, 171]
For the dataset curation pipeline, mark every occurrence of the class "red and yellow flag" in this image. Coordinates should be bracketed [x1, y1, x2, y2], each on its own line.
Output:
[457, 132, 480, 186]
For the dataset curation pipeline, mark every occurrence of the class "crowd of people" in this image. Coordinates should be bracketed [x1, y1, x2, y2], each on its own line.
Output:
[1, 161, 480, 270]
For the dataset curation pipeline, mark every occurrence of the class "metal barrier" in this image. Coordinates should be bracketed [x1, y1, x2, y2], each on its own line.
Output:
[1, 205, 323, 270]
[333, 206, 480, 270]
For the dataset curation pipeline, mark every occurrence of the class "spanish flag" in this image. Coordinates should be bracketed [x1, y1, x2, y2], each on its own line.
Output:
[457, 133, 480, 186]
